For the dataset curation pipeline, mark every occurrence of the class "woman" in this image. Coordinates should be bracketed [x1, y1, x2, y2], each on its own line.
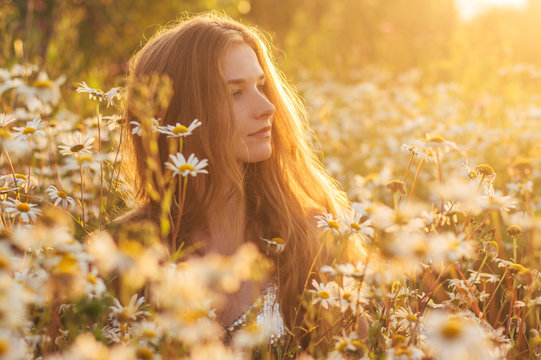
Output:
[122, 12, 350, 349]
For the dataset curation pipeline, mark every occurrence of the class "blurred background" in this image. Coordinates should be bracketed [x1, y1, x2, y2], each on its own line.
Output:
[2, 0, 541, 93]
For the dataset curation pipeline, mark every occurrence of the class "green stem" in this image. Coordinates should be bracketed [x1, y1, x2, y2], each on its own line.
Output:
[96, 102, 104, 224]
[172, 175, 189, 254]
[408, 158, 425, 202]
[78, 153, 86, 233]
[26, 137, 32, 202]
[484, 269, 508, 315]
[286, 233, 329, 352]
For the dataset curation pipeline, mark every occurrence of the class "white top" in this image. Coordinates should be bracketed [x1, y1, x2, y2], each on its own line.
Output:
[225, 281, 285, 346]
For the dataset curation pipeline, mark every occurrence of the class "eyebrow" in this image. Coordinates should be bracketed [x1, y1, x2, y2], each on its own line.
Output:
[226, 74, 265, 84]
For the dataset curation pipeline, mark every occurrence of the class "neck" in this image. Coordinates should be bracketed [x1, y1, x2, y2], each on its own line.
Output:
[204, 188, 247, 255]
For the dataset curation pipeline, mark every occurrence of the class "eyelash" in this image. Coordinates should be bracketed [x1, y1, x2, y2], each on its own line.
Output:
[231, 84, 266, 98]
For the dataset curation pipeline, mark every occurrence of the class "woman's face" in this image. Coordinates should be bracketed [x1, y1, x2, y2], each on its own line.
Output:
[222, 43, 275, 163]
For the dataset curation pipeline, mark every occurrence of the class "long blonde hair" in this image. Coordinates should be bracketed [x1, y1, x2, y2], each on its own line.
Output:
[123, 12, 349, 334]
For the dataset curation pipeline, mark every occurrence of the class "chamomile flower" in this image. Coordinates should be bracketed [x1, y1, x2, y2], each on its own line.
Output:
[58, 132, 95, 156]
[315, 209, 344, 233]
[104, 114, 123, 131]
[423, 311, 497, 360]
[133, 320, 163, 345]
[157, 119, 202, 137]
[480, 184, 516, 212]
[22, 71, 65, 106]
[337, 276, 367, 313]
[310, 279, 339, 309]
[45, 185, 75, 209]
[62, 153, 104, 172]
[423, 134, 457, 153]
[1, 173, 39, 189]
[0, 329, 28, 360]
[129, 117, 160, 136]
[165, 153, 208, 177]
[12, 118, 46, 140]
[340, 203, 374, 238]
[109, 294, 150, 324]
[2, 198, 42, 222]
[0, 113, 16, 127]
[10, 64, 38, 77]
[333, 330, 364, 353]
[0, 186, 17, 200]
[259, 237, 286, 256]
[76, 81, 123, 107]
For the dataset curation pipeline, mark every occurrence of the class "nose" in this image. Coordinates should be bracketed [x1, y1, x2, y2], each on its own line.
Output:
[255, 93, 275, 120]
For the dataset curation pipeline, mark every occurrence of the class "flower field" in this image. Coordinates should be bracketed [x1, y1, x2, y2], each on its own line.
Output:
[0, 62, 540, 359]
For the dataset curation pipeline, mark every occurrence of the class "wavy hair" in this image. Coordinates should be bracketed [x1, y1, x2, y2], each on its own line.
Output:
[123, 12, 349, 336]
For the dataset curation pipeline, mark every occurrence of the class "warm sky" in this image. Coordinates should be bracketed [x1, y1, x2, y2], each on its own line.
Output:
[456, 0, 528, 19]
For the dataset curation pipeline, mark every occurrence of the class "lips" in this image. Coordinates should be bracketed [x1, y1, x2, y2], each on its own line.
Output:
[248, 125, 271, 138]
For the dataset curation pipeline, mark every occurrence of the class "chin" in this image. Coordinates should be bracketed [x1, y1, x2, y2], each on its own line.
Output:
[237, 143, 273, 163]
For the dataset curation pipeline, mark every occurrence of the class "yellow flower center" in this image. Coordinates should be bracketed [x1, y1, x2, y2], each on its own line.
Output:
[118, 239, 144, 258]
[448, 240, 459, 251]
[406, 314, 418, 322]
[56, 191, 68, 199]
[392, 334, 406, 345]
[16, 202, 30, 212]
[506, 224, 522, 237]
[0, 187, 9, 192]
[271, 237, 285, 244]
[328, 220, 339, 230]
[509, 263, 525, 271]
[172, 125, 188, 134]
[441, 318, 462, 339]
[15, 174, 27, 180]
[350, 222, 361, 231]
[22, 127, 36, 134]
[180, 308, 208, 323]
[142, 329, 157, 338]
[395, 347, 411, 355]
[86, 274, 97, 285]
[475, 164, 495, 176]
[70, 144, 85, 152]
[318, 290, 330, 299]
[53, 253, 79, 275]
[178, 164, 195, 172]
[0, 255, 9, 270]
[386, 179, 406, 194]
[33, 79, 53, 88]
[0, 339, 10, 355]
[0, 128, 10, 139]
[118, 310, 131, 323]
[414, 243, 427, 257]
[135, 347, 154, 360]
[78, 155, 92, 163]
[427, 135, 447, 143]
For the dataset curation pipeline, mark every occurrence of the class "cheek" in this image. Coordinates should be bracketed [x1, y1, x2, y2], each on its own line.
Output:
[231, 103, 249, 136]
